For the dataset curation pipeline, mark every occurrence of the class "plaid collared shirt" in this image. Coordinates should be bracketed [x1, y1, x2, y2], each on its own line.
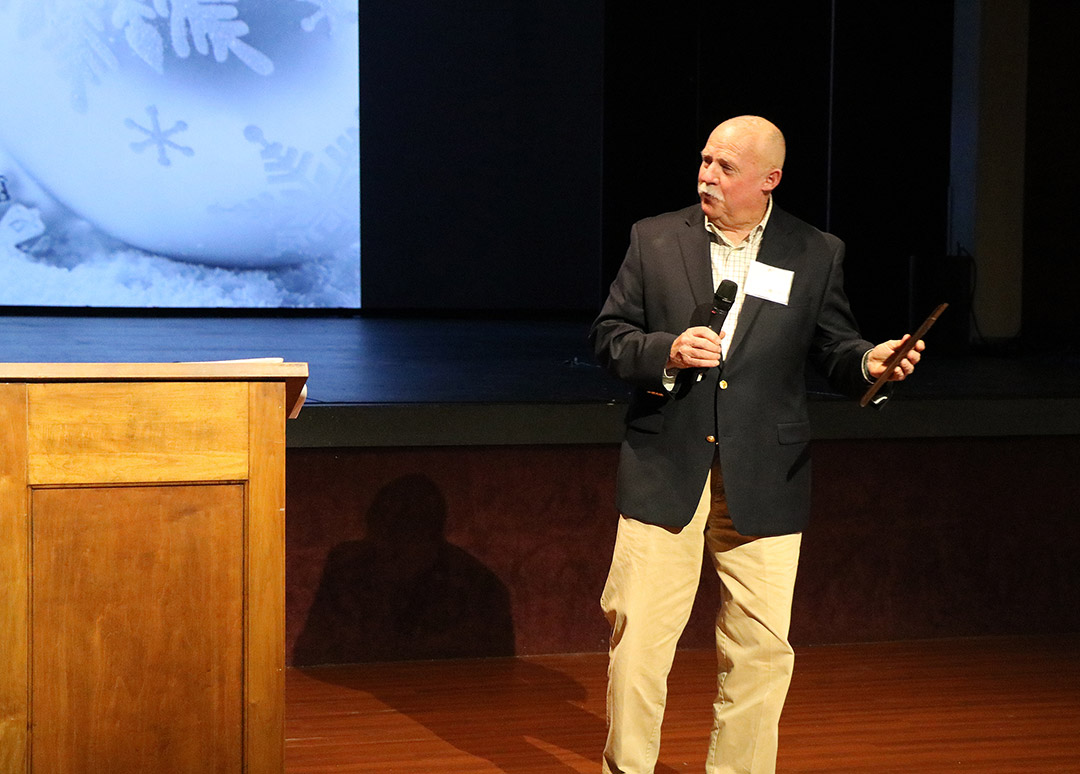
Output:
[704, 196, 773, 357]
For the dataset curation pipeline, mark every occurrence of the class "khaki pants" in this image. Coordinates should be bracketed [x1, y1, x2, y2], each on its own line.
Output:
[601, 463, 802, 774]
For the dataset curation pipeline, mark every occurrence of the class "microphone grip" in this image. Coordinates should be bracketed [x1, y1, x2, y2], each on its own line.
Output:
[683, 279, 738, 382]
[688, 303, 712, 328]
[707, 307, 729, 334]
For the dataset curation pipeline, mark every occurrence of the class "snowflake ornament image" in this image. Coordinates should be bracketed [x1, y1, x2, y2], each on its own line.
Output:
[0, 0, 359, 268]
[125, 104, 195, 165]
[112, 0, 274, 78]
[222, 119, 360, 257]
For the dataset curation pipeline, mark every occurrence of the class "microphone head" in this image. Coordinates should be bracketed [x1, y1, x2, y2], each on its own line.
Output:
[714, 279, 738, 308]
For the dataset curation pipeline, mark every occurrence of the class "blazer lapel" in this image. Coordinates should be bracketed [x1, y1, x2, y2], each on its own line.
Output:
[676, 206, 712, 308]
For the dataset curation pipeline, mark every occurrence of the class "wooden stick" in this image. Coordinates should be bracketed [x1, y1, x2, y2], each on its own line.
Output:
[859, 302, 948, 407]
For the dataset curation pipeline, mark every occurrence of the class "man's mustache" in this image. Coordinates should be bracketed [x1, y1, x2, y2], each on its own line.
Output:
[698, 183, 721, 200]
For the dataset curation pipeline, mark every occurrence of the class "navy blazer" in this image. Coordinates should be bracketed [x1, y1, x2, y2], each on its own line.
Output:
[590, 203, 874, 536]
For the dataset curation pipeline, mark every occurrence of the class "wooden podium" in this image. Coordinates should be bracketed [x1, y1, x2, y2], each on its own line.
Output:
[0, 362, 308, 773]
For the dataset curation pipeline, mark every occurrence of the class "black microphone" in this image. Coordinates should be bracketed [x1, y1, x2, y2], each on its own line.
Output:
[705, 279, 738, 334]
[684, 279, 738, 383]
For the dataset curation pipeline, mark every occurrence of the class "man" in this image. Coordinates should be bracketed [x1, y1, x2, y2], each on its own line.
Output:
[590, 115, 924, 774]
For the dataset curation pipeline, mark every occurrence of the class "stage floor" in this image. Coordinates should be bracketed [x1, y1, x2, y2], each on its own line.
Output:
[285, 634, 1080, 773]
[1, 314, 1078, 445]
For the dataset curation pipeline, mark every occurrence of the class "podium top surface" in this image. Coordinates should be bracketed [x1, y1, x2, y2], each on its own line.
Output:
[0, 361, 309, 418]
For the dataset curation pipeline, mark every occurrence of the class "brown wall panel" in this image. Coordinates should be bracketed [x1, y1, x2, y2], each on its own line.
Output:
[285, 437, 1080, 666]
[287, 446, 619, 665]
[795, 437, 1080, 643]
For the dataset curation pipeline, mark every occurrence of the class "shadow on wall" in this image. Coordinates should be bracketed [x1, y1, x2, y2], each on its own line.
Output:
[292, 473, 515, 666]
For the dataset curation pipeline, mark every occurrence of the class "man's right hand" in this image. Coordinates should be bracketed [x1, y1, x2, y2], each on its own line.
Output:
[666, 326, 724, 371]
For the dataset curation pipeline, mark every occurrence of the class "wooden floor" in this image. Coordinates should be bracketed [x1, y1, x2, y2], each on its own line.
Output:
[286, 634, 1080, 773]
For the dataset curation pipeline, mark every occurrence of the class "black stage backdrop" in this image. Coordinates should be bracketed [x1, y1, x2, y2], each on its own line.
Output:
[359, 1, 605, 313]
[1024, 0, 1080, 344]
[360, 1, 955, 344]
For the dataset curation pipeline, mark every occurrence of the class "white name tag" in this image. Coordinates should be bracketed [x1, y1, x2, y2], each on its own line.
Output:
[745, 261, 793, 305]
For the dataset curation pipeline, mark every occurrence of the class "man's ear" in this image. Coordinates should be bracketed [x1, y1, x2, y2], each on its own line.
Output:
[762, 168, 782, 192]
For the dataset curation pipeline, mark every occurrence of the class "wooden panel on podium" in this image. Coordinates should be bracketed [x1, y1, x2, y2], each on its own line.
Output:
[26, 382, 249, 485]
[0, 362, 306, 774]
[245, 381, 287, 773]
[0, 385, 30, 774]
[31, 485, 244, 772]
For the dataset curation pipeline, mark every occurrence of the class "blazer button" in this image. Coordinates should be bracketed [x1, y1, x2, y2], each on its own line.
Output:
[719, 380, 728, 390]
[706, 435, 716, 444]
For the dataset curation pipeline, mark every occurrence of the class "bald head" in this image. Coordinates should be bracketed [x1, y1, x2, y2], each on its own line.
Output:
[697, 116, 786, 235]
[710, 115, 786, 175]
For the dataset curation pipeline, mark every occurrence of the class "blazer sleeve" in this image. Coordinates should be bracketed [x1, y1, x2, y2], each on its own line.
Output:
[809, 234, 876, 399]
[589, 221, 679, 392]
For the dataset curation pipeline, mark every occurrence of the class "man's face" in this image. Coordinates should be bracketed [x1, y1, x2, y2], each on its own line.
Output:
[697, 126, 771, 229]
